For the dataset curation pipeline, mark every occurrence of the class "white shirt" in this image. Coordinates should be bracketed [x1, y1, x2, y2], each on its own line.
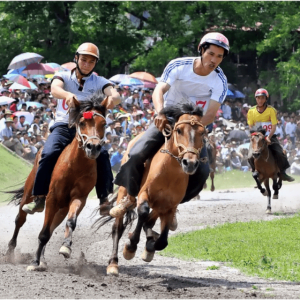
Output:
[160, 57, 227, 114]
[222, 104, 232, 119]
[53, 70, 112, 124]
[285, 122, 297, 137]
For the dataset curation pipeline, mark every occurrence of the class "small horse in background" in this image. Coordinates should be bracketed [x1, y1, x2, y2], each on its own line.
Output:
[204, 134, 217, 192]
[250, 129, 282, 214]
[98, 103, 207, 276]
[6, 91, 109, 270]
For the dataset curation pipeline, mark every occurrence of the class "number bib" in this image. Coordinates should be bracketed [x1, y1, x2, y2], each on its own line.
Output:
[255, 121, 272, 135]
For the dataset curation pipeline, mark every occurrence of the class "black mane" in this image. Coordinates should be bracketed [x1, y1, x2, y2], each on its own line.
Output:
[69, 90, 107, 127]
[160, 103, 203, 127]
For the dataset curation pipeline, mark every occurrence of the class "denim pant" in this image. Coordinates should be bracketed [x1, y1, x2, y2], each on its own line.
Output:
[114, 123, 210, 203]
[33, 122, 113, 198]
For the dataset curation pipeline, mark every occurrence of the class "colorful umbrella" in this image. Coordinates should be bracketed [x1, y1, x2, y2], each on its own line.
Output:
[119, 77, 144, 88]
[23, 63, 55, 76]
[17, 101, 45, 110]
[130, 72, 157, 83]
[7, 66, 27, 77]
[9, 82, 37, 90]
[109, 74, 129, 83]
[61, 62, 76, 70]
[13, 111, 34, 124]
[143, 80, 156, 89]
[3, 74, 31, 88]
[0, 96, 16, 106]
[8, 52, 44, 70]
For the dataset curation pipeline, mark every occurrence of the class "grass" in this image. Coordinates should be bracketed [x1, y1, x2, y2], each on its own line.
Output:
[161, 214, 300, 282]
[211, 170, 300, 190]
[0, 145, 32, 204]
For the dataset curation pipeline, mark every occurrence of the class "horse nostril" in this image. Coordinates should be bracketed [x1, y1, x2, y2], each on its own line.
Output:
[86, 143, 92, 150]
[182, 159, 188, 166]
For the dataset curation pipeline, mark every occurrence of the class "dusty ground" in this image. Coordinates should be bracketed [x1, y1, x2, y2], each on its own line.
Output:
[1, 183, 300, 299]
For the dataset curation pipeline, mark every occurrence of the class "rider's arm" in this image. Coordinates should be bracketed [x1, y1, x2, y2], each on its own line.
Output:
[201, 100, 221, 127]
[51, 78, 75, 100]
[103, 85, 121, 109]
[152, 82, 170, 113]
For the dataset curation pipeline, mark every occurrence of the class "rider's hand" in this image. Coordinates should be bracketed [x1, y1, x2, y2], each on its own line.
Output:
[154, 113, 169, 132]
[65, 93, 80, 108]
[106, 96, 115, 109]
[266, 136, 271, 145]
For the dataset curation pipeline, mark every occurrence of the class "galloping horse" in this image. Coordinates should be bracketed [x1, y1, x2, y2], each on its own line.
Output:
[6, 91, 109, 270]
[99, 103, 207, 276]
[250, 129, 282, 214]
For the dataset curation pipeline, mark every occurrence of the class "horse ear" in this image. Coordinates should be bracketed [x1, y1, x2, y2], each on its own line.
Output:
[261, 128, 267, 136]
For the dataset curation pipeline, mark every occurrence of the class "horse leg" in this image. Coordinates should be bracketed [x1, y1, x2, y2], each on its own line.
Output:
[107, 217, 124, 276]
[59, 198, 86, 259]
[141, 211, 159, 262]
[123, 193, 149, 260]
[27, 203, 57, 271]
[264, 179, 272, 214]
[252, 171, 266, 195]
[272, 177, 279, 200]
[210, 170, 215, 192]
[146, 214, 170, 253]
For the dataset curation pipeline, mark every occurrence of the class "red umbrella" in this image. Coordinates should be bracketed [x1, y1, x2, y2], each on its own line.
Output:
[130, 72, 158, 83]
[23, 63, 55, 76]
[3, 74, 31, 88]
[61, 62, 76, 71]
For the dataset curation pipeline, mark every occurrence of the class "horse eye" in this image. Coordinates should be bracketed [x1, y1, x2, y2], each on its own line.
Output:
[176, 128, 182, 134]
[79, 121, 85, 127]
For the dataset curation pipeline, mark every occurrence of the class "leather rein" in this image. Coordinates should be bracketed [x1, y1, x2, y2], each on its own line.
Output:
[251, 133, 270, 162]
[160, 116, 208, 164]
[76, 112, 106, 149]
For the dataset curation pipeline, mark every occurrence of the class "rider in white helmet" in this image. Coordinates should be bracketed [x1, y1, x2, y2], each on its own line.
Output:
[111, 32, 230, 225]
[23, 42, 121, 214]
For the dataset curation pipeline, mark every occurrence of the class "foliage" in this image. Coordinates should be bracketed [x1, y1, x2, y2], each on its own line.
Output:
[161, 214, 300, 281]
[1, 1, 300, 108]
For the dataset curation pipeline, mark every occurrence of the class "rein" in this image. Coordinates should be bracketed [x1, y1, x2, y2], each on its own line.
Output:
[251, 133, 271, 162]
[76, 112, 106, 149]
[160, 116, 208, 165]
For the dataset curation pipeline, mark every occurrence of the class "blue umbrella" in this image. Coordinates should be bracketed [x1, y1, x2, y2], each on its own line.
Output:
[226, 89, 235, 97]
[234, 90, 246, 98]
[119, 77, 144, 87]
[17, 101, 45, 110]
[109, 74, 129, 83]
[7, 66, 27, 77]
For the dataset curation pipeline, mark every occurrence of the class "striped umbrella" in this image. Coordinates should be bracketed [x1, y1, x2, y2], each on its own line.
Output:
[8, 52, 44, 70]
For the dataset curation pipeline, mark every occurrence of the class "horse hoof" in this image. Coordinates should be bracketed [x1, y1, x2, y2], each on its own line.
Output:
[266, 209, 272, 214]
[59, 245, 72, 259]
[273, 194, 278, 199]
[107, 264, 119, 276]
[39, 261, 48, 270]
[211, 187, 215, 192]
[123, 245, 136, 260]
[26, 264, 46, 272]
[141, 248, 155, 262]
[262, 190, 268, 196]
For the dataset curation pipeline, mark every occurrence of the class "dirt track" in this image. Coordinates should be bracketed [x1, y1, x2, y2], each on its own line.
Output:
[1, 183, 300, 299]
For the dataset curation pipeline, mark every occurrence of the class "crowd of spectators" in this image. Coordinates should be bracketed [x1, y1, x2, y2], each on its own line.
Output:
[1, 76, 300, 176]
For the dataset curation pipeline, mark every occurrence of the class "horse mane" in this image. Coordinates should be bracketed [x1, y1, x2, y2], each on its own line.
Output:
[160, 103, 203, 127]
[69, 90, 107, 128]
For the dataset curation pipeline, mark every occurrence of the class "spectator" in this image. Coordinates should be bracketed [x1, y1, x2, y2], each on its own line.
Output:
[110, 146, 124, 172]
[285, 117, 297, 146]
[125, 90, 140, 109]
[230, 149, 241, 170]
[28, 116, 41, 136]
[290, 157, 300, 175]
[221, 100, 232, 120]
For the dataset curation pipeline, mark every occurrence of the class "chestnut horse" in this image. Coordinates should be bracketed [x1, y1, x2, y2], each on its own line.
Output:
[98, 104, 207, 276]
[250, 129, 282, 214]
[6, 92, 109, 270]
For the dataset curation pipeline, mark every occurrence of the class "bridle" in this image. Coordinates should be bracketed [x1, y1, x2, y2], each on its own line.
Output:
[161, 116, 208, 164]
[76, 112, 106, 150]
[251, 132, 270, 161]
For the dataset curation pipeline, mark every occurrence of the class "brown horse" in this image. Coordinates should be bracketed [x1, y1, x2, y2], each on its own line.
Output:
[6, 92, 109, 270]
[98, 104, 207, 276]
[250, 129, 282, 214]
[203, 135, 217, 192]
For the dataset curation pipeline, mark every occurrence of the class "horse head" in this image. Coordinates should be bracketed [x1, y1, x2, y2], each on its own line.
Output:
[250, 128, 267, 159]
[161, 103, 206, 175]
[69, 90, 108, 159]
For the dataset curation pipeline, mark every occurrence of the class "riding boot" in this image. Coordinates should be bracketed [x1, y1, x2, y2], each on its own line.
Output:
[22, 196, 46, 214]
[280, 171, 295, 182]
[109, 194, 137, 218]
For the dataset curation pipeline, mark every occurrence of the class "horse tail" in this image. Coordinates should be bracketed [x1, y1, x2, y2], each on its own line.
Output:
[207, 142, 213, 165]
[3, 184, 25, 206]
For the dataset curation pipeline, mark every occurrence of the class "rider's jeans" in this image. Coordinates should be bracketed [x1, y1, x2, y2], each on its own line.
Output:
[32, 123, 113, 198]
[114, 123, 210, 202]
